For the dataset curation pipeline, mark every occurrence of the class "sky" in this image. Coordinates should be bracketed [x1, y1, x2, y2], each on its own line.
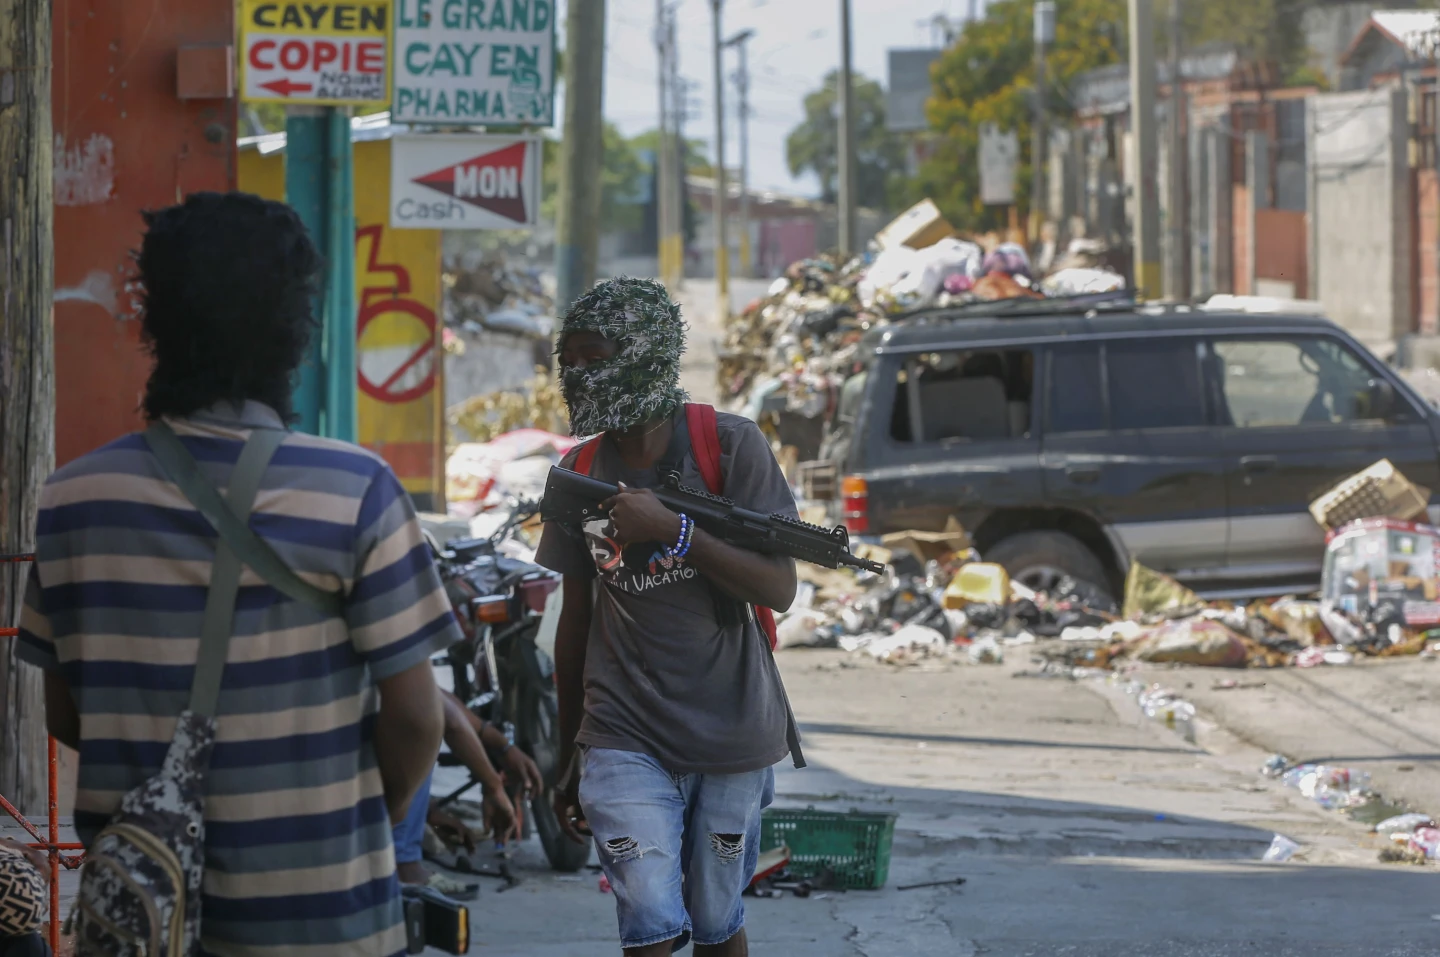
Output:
[562, 0, 991, 199]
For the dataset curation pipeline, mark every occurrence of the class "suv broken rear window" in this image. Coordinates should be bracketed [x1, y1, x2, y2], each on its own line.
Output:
[890, 349, 1034, 443]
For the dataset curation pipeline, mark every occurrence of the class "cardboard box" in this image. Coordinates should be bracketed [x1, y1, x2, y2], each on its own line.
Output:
[875, 199, 956, 251]
[1309, 459, 1431, 531]
[881, 517, 972, 565]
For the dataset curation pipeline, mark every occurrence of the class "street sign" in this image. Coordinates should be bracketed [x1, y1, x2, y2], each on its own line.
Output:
[358, 294, 437, 404]
[979, 123, 1019, 206]
[240, 0, 392, 106]
[392, 0, 556, 125]
[390, 134, 542, 230]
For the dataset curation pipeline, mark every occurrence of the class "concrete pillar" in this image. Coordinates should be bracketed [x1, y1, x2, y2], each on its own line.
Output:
[1191, 125, 1211, 298]
[1245, 131, 1270, 298]
[1206, 127, 1233, 294]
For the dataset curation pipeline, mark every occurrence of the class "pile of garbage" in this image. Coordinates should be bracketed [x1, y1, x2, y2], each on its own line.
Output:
[716, 199, 1125, 458]
[779, 457, 1440, 673]
[443, 253, 554, 342]
[448, 366, 569, 445]
[717, 197, 1123, 460]
[1257, 754, 1440, 864]
[445, 426, 576, 520]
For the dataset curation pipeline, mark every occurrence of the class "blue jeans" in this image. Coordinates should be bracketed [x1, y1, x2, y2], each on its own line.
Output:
[393, 771, 433, 865]
[579, 747, 774, 950]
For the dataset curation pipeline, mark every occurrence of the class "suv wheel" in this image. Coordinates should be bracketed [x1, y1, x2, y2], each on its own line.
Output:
[985, 531, 1112, 602]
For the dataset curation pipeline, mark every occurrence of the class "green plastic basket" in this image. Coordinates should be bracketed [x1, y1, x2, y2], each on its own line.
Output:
[760, 807, 898, 890]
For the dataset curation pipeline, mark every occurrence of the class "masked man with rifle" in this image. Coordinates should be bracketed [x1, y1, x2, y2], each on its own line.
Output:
[536, 278, 804, 957]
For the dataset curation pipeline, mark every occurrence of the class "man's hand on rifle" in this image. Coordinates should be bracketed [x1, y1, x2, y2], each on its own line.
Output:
[602, 483, 682, 547]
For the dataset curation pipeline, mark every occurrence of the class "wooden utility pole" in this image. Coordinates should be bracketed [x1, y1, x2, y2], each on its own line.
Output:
[555, 0, 608, 313]
[725, 29, 754, 279]
[1128, 0, 1161, 298]
[0, 0, 55, 814]
[837, 0, 857, 255]
[709, 0, 729, 320]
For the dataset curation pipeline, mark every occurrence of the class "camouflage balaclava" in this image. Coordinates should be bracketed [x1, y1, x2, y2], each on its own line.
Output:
[558, 277, 689, 436]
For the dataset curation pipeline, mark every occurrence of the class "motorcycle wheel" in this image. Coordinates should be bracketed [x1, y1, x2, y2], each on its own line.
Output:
[530, 790, 592, 872]
[513, 654, 592, 872]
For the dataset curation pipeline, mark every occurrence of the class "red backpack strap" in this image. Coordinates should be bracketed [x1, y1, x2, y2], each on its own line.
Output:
[684, 404, 780, 650]
[685, 403, 725, 495]
[573, 437, 600, 475]
[755, 606, 779, 652]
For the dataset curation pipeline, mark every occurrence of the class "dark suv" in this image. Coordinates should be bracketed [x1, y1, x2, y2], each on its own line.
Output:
[818, 305, 1440, 601]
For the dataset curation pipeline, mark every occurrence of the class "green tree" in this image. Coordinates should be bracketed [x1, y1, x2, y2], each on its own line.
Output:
[538, 122, 646, 232]
[1183, 0, 1328, 86]
[786, 71, 908, 210]
[918, 0, 1126, 232]
[626, 129, 711, 173]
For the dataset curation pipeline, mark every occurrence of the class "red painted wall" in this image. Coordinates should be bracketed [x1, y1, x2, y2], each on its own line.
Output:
[53, 0, 237, 466]
[1253, 208, 1308, 303]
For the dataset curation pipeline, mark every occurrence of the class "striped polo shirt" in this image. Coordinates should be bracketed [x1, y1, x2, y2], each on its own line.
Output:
[17, 401, 461, 956]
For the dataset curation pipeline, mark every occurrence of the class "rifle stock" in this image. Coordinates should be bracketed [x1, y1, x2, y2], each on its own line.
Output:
[540, 467, 886, 574]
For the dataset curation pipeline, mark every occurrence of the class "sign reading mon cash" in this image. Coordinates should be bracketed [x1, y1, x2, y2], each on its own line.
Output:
[390, 134, 542, 230]
[241, 0, 392, 105]
[393, 0, 556, 125]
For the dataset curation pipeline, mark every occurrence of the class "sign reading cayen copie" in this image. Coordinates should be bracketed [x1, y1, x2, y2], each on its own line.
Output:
[240, 0, 392, 105]
[390, 134, 542, 230]
[392, 0, 556, 126]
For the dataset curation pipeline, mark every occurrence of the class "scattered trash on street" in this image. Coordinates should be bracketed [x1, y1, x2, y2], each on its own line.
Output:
[1261, 834, 1301, 863]
[897, 877, 968, 891]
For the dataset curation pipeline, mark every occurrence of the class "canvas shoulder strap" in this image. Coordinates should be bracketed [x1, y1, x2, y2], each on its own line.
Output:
[184, 427, 280, 718]
[144, 423, 344, 625]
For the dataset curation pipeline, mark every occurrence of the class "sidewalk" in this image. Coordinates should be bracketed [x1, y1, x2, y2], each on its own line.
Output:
[1131, 657, 1440, 819]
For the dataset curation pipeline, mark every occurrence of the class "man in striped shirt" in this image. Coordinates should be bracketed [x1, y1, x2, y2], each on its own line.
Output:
[16, 192, 459, 955]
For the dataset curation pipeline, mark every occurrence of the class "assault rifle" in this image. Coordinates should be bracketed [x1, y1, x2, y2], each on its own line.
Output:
[540, 466, 887, 574]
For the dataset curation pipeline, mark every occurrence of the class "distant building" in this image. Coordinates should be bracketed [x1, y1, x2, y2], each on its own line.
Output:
[1339, 9, 1440, 91]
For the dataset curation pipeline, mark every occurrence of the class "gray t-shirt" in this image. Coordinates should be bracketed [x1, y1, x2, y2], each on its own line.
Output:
[535, 411, 798, 774]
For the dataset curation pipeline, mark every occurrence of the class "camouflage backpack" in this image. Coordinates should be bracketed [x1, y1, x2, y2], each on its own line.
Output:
[73, 423, 341, 956]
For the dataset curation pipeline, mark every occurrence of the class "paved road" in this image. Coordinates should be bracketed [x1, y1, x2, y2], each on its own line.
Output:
[445, 652, 1438, 956]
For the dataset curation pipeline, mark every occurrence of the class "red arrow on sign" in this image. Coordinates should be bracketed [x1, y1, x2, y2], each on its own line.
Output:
[260, 78, 315, 97]
[411, 142, 529, 224]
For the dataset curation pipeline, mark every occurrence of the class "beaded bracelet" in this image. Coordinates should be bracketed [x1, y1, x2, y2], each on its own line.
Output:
[675, 515, 695, 559]
[668, 513, 692, 559]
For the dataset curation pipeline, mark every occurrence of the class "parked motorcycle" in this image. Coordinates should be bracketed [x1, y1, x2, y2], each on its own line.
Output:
[427, 503, 590, 872]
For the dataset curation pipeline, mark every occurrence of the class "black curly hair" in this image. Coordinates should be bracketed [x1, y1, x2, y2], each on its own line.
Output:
[137, 191, 324, 422]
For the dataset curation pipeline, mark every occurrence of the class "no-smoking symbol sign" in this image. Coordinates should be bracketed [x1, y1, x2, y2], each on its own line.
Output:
[357, 296, 437, 404]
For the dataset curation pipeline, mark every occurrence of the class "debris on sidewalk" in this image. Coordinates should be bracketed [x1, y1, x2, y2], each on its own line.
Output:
[1374, 812, 1435, 838]
[1132, 619, 1249, 668]
[1309, 459, 1430, 531]
[1261, 834, 1302, 863]
[445, 427, 577, 519]
[777, 454, 1440, 677]
[1281, 765, 1373, 811]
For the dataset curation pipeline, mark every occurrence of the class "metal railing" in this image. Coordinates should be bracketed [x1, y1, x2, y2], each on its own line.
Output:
[2, 551, 84, 952]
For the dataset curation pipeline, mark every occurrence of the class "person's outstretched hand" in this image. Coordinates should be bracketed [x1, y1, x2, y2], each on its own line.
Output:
[0, 837, 48, 882]
[484, 786, 519, 843]
[505, 747, 545, 797]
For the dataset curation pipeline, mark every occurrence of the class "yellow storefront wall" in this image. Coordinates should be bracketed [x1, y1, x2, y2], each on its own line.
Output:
[239, 139, 444, 508]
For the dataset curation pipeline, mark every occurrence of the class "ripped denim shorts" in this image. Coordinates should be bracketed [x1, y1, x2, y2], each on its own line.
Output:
[578, 747, 775, 950]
